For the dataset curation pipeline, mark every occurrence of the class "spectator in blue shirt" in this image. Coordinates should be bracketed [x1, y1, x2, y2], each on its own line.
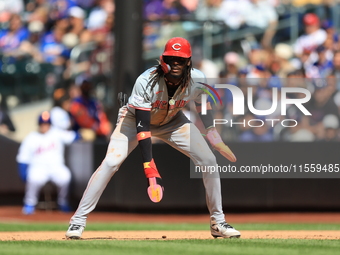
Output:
[40, 25, 70, 65]
[0, 13, 29, 55]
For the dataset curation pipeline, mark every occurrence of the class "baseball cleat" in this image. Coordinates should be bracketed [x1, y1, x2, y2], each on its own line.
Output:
[65, 224, 85, 239]
[210, 219, 241, 238]
[147, 177, 164, 203]
[22, 204, 35, 215]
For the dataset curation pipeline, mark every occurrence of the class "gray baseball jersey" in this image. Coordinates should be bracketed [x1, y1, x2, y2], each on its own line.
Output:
[127, 67, 206, 125]
[69, 68, 225, 227]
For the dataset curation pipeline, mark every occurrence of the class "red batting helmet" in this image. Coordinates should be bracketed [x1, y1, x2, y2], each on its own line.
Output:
[303, 13, 319, 26]
[162, 37, 191, 58]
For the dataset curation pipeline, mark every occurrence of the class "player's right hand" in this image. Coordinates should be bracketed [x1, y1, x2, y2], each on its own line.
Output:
[213, 142, 237, 163]
[206, 128, 237, 162]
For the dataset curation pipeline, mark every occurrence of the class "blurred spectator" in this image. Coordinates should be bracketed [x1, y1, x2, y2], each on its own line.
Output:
[39, 21, 70, 88]
[280, 77, 315, 142]
[223, 51, 240, 82]
[267, 0, 279, 7]
[305, 80, 339, 139]
[49, 0, 77, 22]
[25, 5, 49, 51]
[238, 113, 274, 142]
[289, 128, 315, 142]
[314, 0, 337, 22]
[74, 0, 96, 11]
[180, 0, 198, 12]
[242, 0, 278, 48]
[0, 0, 339, 144]
[87, 0, 114, 31]
[66, 20, 113, 99]
[332, 50, 340, 80]
[69, 79, 111, 141]
[87, 28, 114, 94]
[191, 46, 219, 79]
[50, 88, 72, 130]
[0, 104, 16, 136]
[40, 22, 70, 65]
[18, 20, 45, 62]
[69, 25, 114, 105]
[293, 13, 327, 57]
[321, 114, 340, 141]
[0, 0, 24, 20]
[79, 29, 94, 45]
[16, 111, 79, 215]
[321, 19, 340, 51]
[144, 0, 192, 21]
[143, 22, 161, 50]
[196, 0, 223, 21]
[63, 28, 95, 81]
[216, 0, 247, 30]
[273, 43, 296, 78]
[68, 80, 82, 99]
[68, 6, 86, 36]
[246, 64, 270, 88]
[63, 29, 93, 80]
[313, 45, 333, 78]
[25, 0, 49, 14]
[144, 0, 164, 20]
[239, 125, 274, 142]
[245, 46, 271, 72]
[285, 69, 306, 87]
[0, 13, 29, 56]
[162, 0, 191, 20]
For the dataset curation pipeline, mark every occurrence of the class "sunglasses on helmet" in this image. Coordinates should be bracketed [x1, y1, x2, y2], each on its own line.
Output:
[163, 56, 188, 65]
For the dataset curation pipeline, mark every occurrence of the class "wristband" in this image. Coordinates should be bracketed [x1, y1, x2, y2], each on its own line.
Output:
[137, 131, 151, 141]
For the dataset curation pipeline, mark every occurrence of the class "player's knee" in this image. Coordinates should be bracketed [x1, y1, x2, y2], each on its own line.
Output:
[103, 155, 125, 172]
[54, 177, 71, 187]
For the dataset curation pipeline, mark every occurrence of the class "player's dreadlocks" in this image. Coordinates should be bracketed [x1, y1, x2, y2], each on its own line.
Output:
[148, 60, 193, 92]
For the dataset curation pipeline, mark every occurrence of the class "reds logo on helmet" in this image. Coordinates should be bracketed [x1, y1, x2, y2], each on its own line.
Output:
[162, 37, 191, 58]
[172, 43, 181, 51]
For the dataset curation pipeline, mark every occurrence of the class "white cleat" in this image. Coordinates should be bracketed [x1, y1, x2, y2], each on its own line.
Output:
[210, 219, 241, 238]
[65, 224, 85, 239]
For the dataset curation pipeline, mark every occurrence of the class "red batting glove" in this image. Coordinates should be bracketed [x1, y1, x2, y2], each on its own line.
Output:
[206, 128, 237, 162]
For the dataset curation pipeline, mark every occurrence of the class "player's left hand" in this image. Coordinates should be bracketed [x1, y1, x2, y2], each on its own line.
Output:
[206, 128, 237, 162]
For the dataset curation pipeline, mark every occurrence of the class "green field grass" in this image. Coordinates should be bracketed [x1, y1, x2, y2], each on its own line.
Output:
[1, 222, 340, 255]
[1, 239, 340, 255]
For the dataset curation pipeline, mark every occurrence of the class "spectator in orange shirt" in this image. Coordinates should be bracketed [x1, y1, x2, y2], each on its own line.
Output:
[69, 79, 111, 141]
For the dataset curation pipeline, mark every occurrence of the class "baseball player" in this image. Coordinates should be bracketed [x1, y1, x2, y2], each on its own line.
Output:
[66, 37, 240, 239]
[17, 111, 79, 215]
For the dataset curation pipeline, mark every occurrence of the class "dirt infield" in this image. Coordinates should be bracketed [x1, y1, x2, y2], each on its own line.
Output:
[1, 230, 340, 241]
[2, 206, 340, 223]
[1, 206, 340, 241]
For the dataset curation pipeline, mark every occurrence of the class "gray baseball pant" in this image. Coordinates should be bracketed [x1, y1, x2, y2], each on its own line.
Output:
[70, 108, 225, 226]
